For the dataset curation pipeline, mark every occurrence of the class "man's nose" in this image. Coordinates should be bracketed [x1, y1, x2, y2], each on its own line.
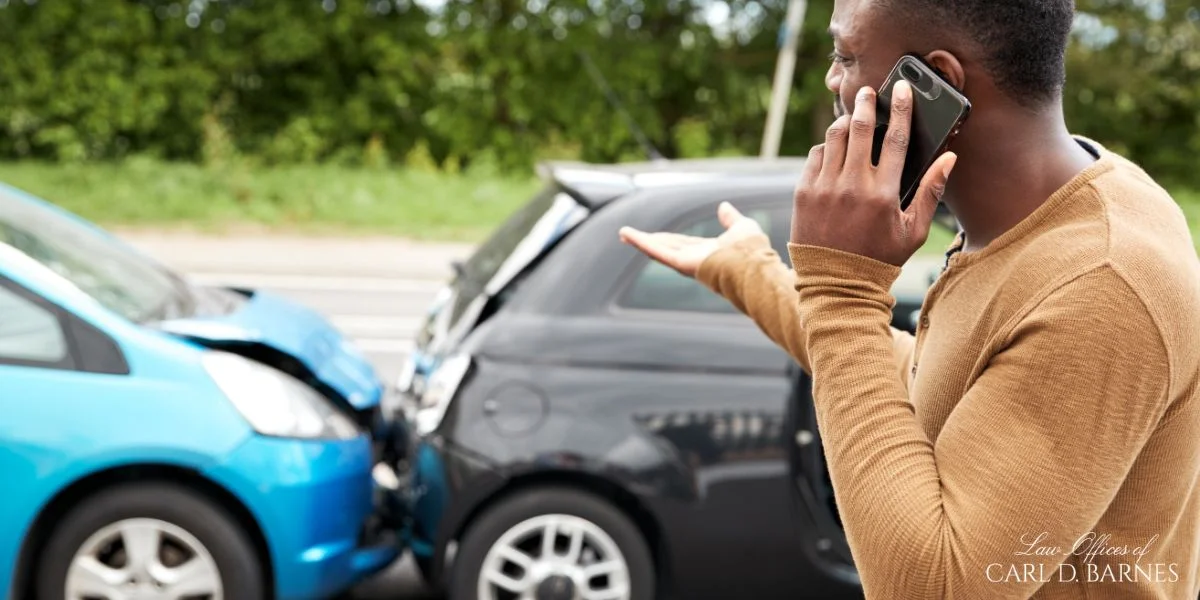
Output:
[825, 63, 841, 96]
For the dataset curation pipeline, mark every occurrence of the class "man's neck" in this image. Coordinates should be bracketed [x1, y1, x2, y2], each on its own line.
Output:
[942, 106, 1098, 253]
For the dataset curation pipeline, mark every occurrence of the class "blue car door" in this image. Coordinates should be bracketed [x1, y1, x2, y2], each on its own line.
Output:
[0, 276, 107, 590]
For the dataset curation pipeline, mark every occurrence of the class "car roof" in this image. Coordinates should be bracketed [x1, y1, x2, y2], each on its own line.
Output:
[539, 156, 808, 208]
[543, 154, 963, 237]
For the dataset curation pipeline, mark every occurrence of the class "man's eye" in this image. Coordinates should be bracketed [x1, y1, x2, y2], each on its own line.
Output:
[828, 51, 853, 65]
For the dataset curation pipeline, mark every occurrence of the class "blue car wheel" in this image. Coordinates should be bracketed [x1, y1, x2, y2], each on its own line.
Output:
[34, 482, 264, 600]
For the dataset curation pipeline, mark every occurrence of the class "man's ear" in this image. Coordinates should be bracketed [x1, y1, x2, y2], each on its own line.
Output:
[924, 50, 966, 91]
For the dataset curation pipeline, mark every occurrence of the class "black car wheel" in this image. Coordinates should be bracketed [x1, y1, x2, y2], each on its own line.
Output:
[35, 482, 265, 600]
[451, 486, 655, 600]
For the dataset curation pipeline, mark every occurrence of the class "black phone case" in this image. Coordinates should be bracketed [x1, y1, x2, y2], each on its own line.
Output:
[872, 53, 972, 210]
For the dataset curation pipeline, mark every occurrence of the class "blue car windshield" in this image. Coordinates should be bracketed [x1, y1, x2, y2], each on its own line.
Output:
[0, 188, 184, 323]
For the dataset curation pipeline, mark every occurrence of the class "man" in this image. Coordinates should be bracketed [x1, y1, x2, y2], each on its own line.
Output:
[619, 1, 1200, 598]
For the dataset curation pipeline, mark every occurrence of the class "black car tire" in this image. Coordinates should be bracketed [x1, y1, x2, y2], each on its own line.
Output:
[35, 482, 265, 600]
[451, 486, 656, 600]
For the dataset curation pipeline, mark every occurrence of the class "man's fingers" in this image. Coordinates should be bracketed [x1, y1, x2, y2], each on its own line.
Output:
[617, 226, 643, 245]
[800, 144, 825, 187]
[904, 152, 957, 238]
[618, 228, 685, 270]
[619, 227, 678, 251]
[878, 80, 914, 184]
[717, 201, 744, 229]
[653, 232, 705, 247]
[821, 115, 851, 177]
[844, 86, 878, 177]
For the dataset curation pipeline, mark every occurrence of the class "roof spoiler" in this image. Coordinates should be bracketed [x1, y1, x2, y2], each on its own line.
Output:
[537, 161, 637, 209]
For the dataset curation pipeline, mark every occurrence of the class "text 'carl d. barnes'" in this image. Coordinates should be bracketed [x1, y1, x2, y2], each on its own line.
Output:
[985, 532, 1181, 584]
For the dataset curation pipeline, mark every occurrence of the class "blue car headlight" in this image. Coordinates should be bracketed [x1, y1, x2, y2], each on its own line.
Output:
[201, 351, 361, 440]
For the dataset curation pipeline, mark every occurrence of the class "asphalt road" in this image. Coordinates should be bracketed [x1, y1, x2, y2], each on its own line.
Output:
[125, 232, 473, 599]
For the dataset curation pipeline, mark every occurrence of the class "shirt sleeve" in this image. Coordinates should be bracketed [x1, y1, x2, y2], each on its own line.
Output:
[696, 234, 916, 384]
[787, 243, 1172, 599]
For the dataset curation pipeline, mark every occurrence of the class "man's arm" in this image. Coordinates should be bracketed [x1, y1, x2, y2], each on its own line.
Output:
[788, 244, 1171, 599]
[696, 233, 916, 382]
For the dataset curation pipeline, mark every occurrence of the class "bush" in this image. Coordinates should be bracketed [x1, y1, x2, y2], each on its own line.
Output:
[0, 0, 1194, 186]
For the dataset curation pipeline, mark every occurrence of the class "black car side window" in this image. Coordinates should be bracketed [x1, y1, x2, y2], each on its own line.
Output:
[619, 208, 776, 314]
[0, 281, 69, 365]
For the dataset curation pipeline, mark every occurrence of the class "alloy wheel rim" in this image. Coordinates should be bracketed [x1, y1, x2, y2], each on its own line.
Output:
[65, 517, 223, 600]
[477, 513, 632, 600]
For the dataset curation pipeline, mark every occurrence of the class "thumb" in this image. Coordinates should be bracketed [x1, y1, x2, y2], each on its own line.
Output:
[717, 201, 744, 230]
[906, 152, 957, 235]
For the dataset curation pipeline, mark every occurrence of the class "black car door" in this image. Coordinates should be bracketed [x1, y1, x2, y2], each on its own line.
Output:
[783, 229, 948, 598]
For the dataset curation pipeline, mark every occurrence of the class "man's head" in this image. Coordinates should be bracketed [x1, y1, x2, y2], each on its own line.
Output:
[826, 0, 1076, 120]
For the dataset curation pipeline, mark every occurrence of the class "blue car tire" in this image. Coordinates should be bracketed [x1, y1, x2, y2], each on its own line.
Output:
[35, 482, 265, 600]
[449, 487, 656, 600]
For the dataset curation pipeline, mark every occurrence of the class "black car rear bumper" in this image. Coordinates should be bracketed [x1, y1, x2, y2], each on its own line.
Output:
[402, 432, 508, 580]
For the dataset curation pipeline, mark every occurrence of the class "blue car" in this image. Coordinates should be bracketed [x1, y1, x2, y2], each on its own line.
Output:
[0, 182, 407, 599]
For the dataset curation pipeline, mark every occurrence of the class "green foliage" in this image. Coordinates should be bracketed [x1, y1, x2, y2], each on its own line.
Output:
[0, 0, 1195, 187]
[1065, 1, 1200, 186]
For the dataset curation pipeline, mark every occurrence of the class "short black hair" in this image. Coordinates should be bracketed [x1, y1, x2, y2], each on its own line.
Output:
[877, 0, 1076, 107]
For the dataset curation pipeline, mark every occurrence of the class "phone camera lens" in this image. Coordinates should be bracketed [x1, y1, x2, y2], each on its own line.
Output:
[900, 63, 923, 82]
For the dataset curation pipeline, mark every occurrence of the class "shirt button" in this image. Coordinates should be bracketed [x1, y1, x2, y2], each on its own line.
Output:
[921, 315, 931, 329]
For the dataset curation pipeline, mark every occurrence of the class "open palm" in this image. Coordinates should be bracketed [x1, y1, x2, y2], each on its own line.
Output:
[618, 202, 766, 278]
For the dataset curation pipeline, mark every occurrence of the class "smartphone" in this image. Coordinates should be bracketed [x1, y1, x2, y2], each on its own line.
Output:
[872, 53, 972, 210]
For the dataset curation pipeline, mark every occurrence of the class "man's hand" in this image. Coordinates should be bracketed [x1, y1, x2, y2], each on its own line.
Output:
[618, 201, 764, 278]
[791, 80, 958, 267]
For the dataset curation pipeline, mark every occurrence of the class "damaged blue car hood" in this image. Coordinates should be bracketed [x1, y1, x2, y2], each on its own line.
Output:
[157, 289, 383, 410]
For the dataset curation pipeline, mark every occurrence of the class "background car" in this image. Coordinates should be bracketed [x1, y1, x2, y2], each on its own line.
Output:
[390, 158, 952, 599]
[0, 182, 408, 599]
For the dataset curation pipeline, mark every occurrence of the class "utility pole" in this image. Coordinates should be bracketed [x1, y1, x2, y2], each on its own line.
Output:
[760, 0, 808, 158]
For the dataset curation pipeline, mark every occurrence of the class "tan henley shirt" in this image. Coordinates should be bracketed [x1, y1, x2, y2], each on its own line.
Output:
[695, 142, 1200, 599]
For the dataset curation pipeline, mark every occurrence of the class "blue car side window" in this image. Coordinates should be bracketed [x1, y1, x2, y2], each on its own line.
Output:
[0, 283, 68, 364]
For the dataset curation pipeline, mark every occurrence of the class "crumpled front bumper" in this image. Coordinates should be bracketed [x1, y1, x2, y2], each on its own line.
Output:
[203, 433, 403, 600]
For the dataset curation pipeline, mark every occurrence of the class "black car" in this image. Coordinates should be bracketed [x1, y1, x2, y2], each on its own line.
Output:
[389, 157, 952, 600]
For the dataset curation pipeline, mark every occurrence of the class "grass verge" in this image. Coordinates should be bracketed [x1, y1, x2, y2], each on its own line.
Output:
[0, 158, 543, 243]
[0, 159, 1196, 253]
